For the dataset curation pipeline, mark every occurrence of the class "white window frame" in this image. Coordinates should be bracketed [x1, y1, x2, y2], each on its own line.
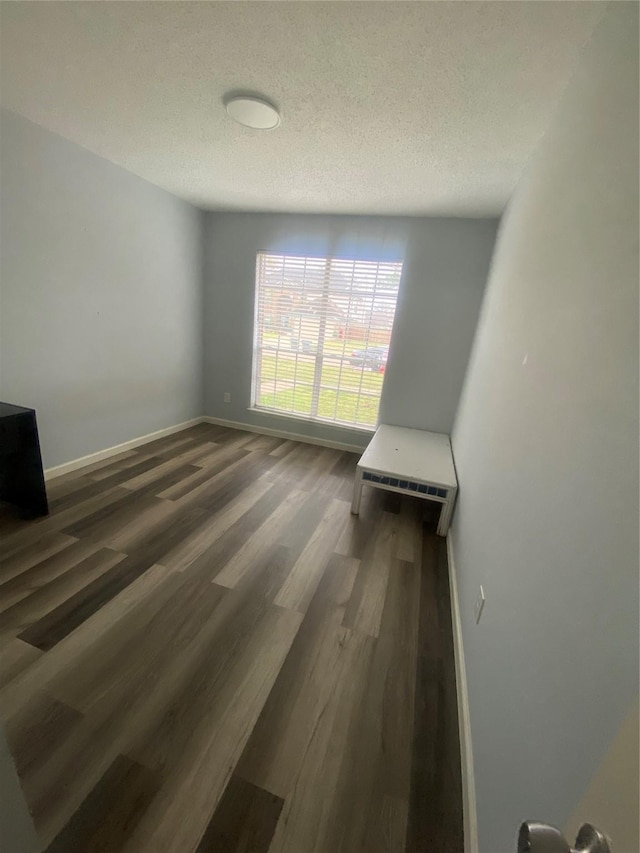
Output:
[251, 251, 403, 431]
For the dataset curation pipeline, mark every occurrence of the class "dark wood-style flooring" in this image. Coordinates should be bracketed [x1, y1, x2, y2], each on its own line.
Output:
[0, 423, 462, 852]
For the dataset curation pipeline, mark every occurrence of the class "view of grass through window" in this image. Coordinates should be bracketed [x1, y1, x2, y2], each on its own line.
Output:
[252, 252, 403, 428]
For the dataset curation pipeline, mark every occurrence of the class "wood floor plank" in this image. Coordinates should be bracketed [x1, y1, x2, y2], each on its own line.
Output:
[119, 584, 265, 772]
[44, 754, 159, 853]
[264, 627, 374, 853]
[177, 423, 226, 441]
[211, 489, 309, 589]
[321, 555, 421, 853]
[163, 447, 263, 505]
[262, 442, 313, 481]
[373, 557, 422, 804]
[373, 794, 410, 853]
[184, 481, 296, 581]
[0, 537, 106, 613]
[0, 533, 78, 584]
[341, 510, 398, 638]
[141, 501, 214, 556]
[234, 544, 293, 603]
[192, 458, 281, 519]
[0, 508, 39, 550]
[46, 472, 102, 501]
[328, 450, 359, 482]
[97, 496, 178, 553]
[241, 434, 286, 453]
[406, 533, 463, 853]
[273, 498, 351, 612]
[118, 446, 208, 490]
[9, 575, 228, 841]
[49, 455, 165, 513]
[236, 553, 362, 800]
[195, 775, 284, 853]
[158, 478, 274, 572]
[222, 429, 262, 450]
[232, 493, 333, 601]
[131, 462, 203, 498]
[129, 432, 198, 458]
[82, 449, 150, 481]
[334, 557, 421, 852]
[156, 448, 251, 502]
[165, 439, 220, 465]
[17, 551, 149, 651]
[295, 446, 343, 491]
[154, 460, 227, 500]
[0, 563, 174, 721]
[197, 426, 237, 443]
[60, 489, 163, 541]
[0, 486, 135, 557]
[269, 439, 298, 458]
[309, 449, 356, 496]
[8, 695, 83, 781]
[89, 502, 208, 568]
[180, 441, 232, 467]
[193, 451, 280, 512]
[122, 602, 303, 853]
[45, 478, 122, 516]
[396, 496, 423, 563]
[2, 548, 127, 644]
[0, 639, 43, 690]
[334, 488, 388, 560]
[195, 441, 251, 468]
[48, 571, 215, 715]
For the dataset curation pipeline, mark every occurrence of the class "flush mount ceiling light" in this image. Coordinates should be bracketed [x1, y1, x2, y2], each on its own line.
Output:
[224, 94, 280, 130]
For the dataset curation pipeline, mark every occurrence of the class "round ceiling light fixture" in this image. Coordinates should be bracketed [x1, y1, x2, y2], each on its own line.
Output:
[224, 94, 280, 130]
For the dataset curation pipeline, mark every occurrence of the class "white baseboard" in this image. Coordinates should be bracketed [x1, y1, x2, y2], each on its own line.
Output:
[201, 416, 364, 454]
[44, 417, 205, 481]
[446, 532, 479, 853]
[45, 415, 363, 481]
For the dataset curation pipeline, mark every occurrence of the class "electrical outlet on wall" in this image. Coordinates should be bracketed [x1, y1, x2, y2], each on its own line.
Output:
[224, 392, 231, 403]
[474, 585, 485, 624]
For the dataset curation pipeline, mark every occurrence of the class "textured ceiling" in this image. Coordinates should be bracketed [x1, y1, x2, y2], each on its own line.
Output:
[0, 1, 602, 215]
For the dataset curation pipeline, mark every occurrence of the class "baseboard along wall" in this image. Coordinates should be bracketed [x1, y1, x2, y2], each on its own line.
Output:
[200, 415, 365, 454]
[446, 532, 479, 853]
[45, 414, 364, 480]
[44, 418, 204, 480]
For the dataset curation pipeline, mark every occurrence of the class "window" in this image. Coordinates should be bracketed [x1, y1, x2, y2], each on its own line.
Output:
[252, 252, 403, 429]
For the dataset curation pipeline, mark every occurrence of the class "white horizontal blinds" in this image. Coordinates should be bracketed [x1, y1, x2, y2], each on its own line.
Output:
[253, 252, 403, 429]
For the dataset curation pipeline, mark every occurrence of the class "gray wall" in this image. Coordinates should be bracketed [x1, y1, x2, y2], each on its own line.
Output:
[449, 5, 639, 852]
[0, 109, 204, 469]
[203, 213, 497, 447]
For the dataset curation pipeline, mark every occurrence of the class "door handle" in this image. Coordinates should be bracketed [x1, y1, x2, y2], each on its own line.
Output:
[518, 822, 612, 853]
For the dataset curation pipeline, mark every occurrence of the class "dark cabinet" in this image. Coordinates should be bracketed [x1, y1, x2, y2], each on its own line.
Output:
[0, 402, 49, 518]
